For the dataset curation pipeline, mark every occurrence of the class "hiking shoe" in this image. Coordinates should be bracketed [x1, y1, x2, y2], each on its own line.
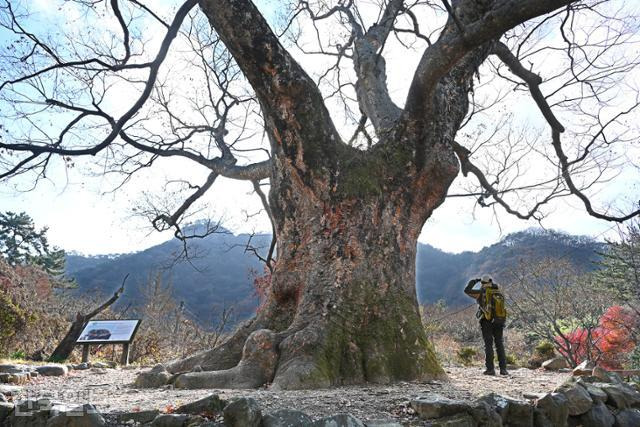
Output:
[483, 369, 496, 376]
[500, 369, 509, 376]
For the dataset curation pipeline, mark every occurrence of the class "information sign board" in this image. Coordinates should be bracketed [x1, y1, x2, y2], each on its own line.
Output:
[76, 319, 141, 344]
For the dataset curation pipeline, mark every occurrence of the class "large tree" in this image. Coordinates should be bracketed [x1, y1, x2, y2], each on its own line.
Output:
[1, 0, 639, 389]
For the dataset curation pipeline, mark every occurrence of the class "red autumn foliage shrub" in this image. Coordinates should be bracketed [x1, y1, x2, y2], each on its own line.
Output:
[598, 305, 637, 368]
[556, 305, 638, 369]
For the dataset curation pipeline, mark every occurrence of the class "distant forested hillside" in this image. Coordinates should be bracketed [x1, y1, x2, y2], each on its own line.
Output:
[416, 229, 605, 306]
[66, 228, 604, 325]
[66, 228, 269, 326]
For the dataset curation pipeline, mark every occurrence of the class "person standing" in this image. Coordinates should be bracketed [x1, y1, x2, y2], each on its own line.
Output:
[464, 275, 508, 375]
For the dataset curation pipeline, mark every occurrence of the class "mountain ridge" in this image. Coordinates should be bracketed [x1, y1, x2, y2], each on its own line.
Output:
[66, 228, 604, 325]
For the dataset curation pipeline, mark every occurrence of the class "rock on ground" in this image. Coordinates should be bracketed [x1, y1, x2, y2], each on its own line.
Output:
[223, 397, 262, 427]
[35, 365, 68, 377]
[554, 383, 592, 416]
[541, 357, 568, 371]
[14, 365, 570, 424]
[262, 409, 314, 427]
[310, 413, 365, 426]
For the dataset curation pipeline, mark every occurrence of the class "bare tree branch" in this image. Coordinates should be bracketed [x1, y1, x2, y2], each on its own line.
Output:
[491, 41, 640, 222]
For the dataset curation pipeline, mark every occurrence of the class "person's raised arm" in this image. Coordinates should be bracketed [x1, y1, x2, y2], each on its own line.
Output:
[464, 278, 481, 299]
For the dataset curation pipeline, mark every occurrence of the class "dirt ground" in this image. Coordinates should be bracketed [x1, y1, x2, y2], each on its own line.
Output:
[13, 365, 570, 424]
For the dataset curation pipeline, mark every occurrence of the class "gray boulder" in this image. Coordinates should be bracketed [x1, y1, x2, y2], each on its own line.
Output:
[429, 413, 476, 427]
[577, 401, 614, 427]
[90, 362, 116, 369]
[46, 404, 107, 427]
[152, 413, 207, 426]
[554, 383, 593, 415]
[608, 372, 626, 385]
[573, 360, 596, 376]
[262, 409, 313, 426]
[72, 363, 90, 371]
[0, 364, 30, 374]
[600, 383, 640, 409]
[0, 384, 22, 396]
[479, 393, 532, 427]
[175, 394, 226, 416]
[592, 366, 611, 382]
[614, 409, 640, 427]
[9, 410, 50, 427]
[468, 401, 503, 427]
[582, 383, 608, 403]
[35, 365, 68, 377]
[410, 395, 471, 419]
[505, 398, 534, 427]
[363, 420, 404, 426]
[0, 372, 30, 385]
[152, 413, 194, 426]
[0, 402, 14, 423]
[223, 397, 262, 427]
[310, 413, 365, 426]
[535, 393, 568, 427]
[478, 393, 510, 422]
[533, 408, 554, 427]
[542, 357, 568, 371]
[106, 409, 160, 425]
[110, 409, 160, 425]
[8, 400, 51, 427]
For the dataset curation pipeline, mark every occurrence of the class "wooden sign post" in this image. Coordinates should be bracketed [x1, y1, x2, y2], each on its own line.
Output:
[76, 319, 141, 366]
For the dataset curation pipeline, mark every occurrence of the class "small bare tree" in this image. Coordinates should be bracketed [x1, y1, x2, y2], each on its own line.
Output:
[507, 258, 613, 367]
[129, 272, 233, 363]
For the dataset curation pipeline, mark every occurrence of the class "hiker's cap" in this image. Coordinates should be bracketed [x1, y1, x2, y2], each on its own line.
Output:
[481, 275, 492, 284]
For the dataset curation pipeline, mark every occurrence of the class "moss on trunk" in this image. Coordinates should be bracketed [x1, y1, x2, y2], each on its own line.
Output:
[315, 281, 444, 385]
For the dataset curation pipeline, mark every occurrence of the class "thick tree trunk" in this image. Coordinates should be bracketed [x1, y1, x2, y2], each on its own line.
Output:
[165, 0, 477, 390]
[168, 131, 458, 389]
[264, 137, 459, 388]
[269, 201, 444, 388]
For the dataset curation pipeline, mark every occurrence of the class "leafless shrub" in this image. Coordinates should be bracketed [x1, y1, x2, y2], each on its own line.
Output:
[506, 258, 613, 367]
[128, 272, 233, 364]
[0, 259, 233, 364]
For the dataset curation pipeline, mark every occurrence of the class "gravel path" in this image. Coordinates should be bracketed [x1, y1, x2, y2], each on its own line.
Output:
[15, 365, 570, 424]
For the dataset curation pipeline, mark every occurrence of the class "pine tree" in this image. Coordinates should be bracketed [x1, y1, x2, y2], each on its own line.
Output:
[0, 211, 67, 278]
[597, 221, 640, 304]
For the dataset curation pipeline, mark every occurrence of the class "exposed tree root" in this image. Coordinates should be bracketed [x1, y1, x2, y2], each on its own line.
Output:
[164, 318, 257, 374]
[173, 329, 278, 389]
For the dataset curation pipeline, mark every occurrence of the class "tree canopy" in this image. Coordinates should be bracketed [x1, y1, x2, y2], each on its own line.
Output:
[0, 0, 638, 231]
[0, 211, 65, 277]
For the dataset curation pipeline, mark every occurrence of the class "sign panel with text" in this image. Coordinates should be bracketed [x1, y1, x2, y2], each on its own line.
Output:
[76, 319, 141, 344]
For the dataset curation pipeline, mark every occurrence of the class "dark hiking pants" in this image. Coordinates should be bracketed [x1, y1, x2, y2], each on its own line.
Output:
[480, 318, 506, 371]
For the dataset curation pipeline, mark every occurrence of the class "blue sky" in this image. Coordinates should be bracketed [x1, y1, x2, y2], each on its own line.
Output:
[0, 0, 636, 255]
